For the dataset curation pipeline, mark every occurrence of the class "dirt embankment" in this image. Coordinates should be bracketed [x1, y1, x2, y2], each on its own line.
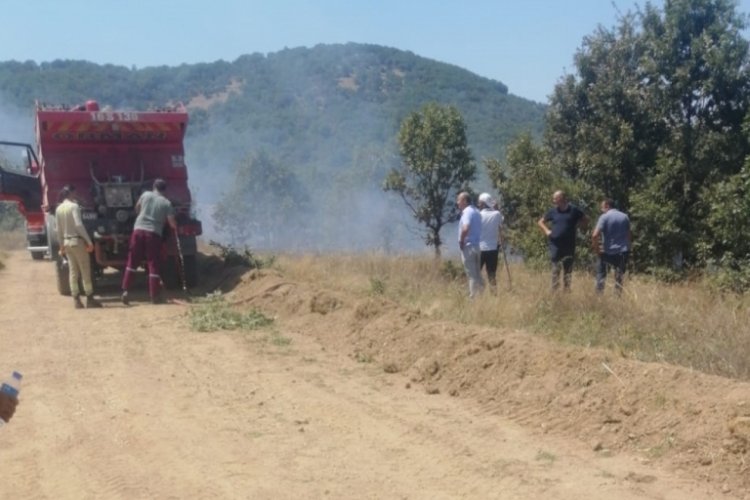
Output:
[230, 267, 750, 496]
[0, 250, 748, 499]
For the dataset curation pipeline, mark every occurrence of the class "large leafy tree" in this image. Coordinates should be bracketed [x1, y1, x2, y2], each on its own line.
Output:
[634, 0, 750, 269]
[384, 103, 475, 256]
[487, 134, 596, 267]
[545, 13, 661, 209]
[486, 135, 557, 265]
[698, 112, 750, 289]
[540, 0, 750, 273]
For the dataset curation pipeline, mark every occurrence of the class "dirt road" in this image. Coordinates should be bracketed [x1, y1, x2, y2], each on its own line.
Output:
[0, 251, 741, 499]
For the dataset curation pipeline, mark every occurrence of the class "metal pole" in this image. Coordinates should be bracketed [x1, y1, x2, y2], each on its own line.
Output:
[174, 227, 188, 293]
[499, 237, 512, 290]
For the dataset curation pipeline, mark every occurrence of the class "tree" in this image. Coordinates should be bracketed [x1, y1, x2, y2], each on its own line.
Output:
[213, 151, 310, 248]
[543, 0, 750, 273]
[487, 133, 595, 266]
[545, 13, 661, 209]
[697, 115, 750, 291]
[384, 103, 476, 256]
[634, 0, 750, 269]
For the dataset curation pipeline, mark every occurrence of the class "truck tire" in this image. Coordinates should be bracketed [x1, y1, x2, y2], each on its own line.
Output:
[45, 214, 59, 258]
[183, 255, 197, 288]
[162, 256, 180, 290]
[162, 255, 197, 289]
[46, 214, 72, 296]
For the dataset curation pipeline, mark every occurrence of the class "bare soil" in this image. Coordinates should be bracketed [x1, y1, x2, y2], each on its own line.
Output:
[1, 250, 748, 499]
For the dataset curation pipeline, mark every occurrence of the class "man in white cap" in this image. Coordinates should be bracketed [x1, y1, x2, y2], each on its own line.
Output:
[478, 192, 504, 293]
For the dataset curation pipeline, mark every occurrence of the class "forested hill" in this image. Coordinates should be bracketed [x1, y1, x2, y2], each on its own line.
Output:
[0, 43, 543, 168]
[0, 43, 545, 250]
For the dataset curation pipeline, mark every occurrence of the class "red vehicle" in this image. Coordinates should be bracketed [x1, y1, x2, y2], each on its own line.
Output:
[0, 100, 202, 294]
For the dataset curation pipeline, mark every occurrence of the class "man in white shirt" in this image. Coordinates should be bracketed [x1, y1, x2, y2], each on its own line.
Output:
[478, 193, 504, 293]
[457, 192, 484, 298]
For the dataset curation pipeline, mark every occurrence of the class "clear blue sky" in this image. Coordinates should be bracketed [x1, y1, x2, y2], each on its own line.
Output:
[1, 0, 749, 103]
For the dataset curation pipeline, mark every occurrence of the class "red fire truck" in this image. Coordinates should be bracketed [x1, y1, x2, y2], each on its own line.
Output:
[0, 100, 202, 294]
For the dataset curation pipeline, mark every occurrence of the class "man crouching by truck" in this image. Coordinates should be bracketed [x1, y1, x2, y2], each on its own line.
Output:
[121, 179, 177, 305]
[56, 185, 103, 309]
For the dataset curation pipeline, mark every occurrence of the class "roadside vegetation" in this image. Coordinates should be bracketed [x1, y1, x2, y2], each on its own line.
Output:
[188, 247, 289, 344]
[0, 204, 26, 268]
[189, 292, 274, 332]
[277, 253, 750, 381]
[188, 291, 292, 346]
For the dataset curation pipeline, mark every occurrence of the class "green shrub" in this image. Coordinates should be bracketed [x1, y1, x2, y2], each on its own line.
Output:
[706, 254, 750, 293]
[209, 240, 275, 269]
[369, 277, 386, 295]
[189, 292, 274, 332]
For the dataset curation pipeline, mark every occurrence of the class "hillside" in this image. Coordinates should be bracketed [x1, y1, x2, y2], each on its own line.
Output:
[0, 43, 544, 162]
[0, 43, 545, 251]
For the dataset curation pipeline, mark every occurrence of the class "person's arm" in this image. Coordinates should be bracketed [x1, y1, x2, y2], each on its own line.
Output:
[72, 204, 94, 249]
[537, 217, 551, 237]
[591, 226, 602, 254]
[134, 192, 146, 216]
[459, 223, 468, 250]
[55, 209, 65, 255]
[167, 214, 178, 232]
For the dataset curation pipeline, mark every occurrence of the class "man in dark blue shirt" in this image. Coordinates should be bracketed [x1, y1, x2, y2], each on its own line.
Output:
[537, 190, 588, 291]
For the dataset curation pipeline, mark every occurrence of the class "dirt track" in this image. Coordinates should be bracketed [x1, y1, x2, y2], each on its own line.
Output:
[0, 250, 746, 499]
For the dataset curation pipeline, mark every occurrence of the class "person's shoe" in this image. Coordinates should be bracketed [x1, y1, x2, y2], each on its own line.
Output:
[86, 295, 103, 308]
[73, 296, 84, 309]
[121, 292, 130, 306]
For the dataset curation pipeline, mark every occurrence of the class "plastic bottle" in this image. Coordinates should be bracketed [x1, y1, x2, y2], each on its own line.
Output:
[0, 371, 22, 428]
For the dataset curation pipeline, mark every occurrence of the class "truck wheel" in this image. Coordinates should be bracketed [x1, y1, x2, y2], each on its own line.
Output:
[162, 255, 197, 289]
[46, 215, 71, 295]
[31, 251, 45, 260]
[162, 256, 180, 290]
[183, 255, 197, 288]
[46, 215, 60, 260]
[56, 257, 71, 296]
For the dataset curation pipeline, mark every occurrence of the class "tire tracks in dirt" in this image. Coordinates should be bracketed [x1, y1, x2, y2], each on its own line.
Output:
[0, 251, 742, 499]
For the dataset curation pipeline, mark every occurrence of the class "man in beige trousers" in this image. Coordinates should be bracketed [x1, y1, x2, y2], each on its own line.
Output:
[55, 185, 102, 309]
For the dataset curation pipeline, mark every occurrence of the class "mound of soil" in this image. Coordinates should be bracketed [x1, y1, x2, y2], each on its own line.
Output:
[225, 268, 750, 494]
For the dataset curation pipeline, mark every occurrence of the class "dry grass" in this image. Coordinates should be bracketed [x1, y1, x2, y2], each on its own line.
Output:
[275, 253, 750, 381]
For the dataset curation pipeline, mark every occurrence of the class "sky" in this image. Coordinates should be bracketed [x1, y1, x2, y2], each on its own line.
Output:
[3, 0, 748, 104]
